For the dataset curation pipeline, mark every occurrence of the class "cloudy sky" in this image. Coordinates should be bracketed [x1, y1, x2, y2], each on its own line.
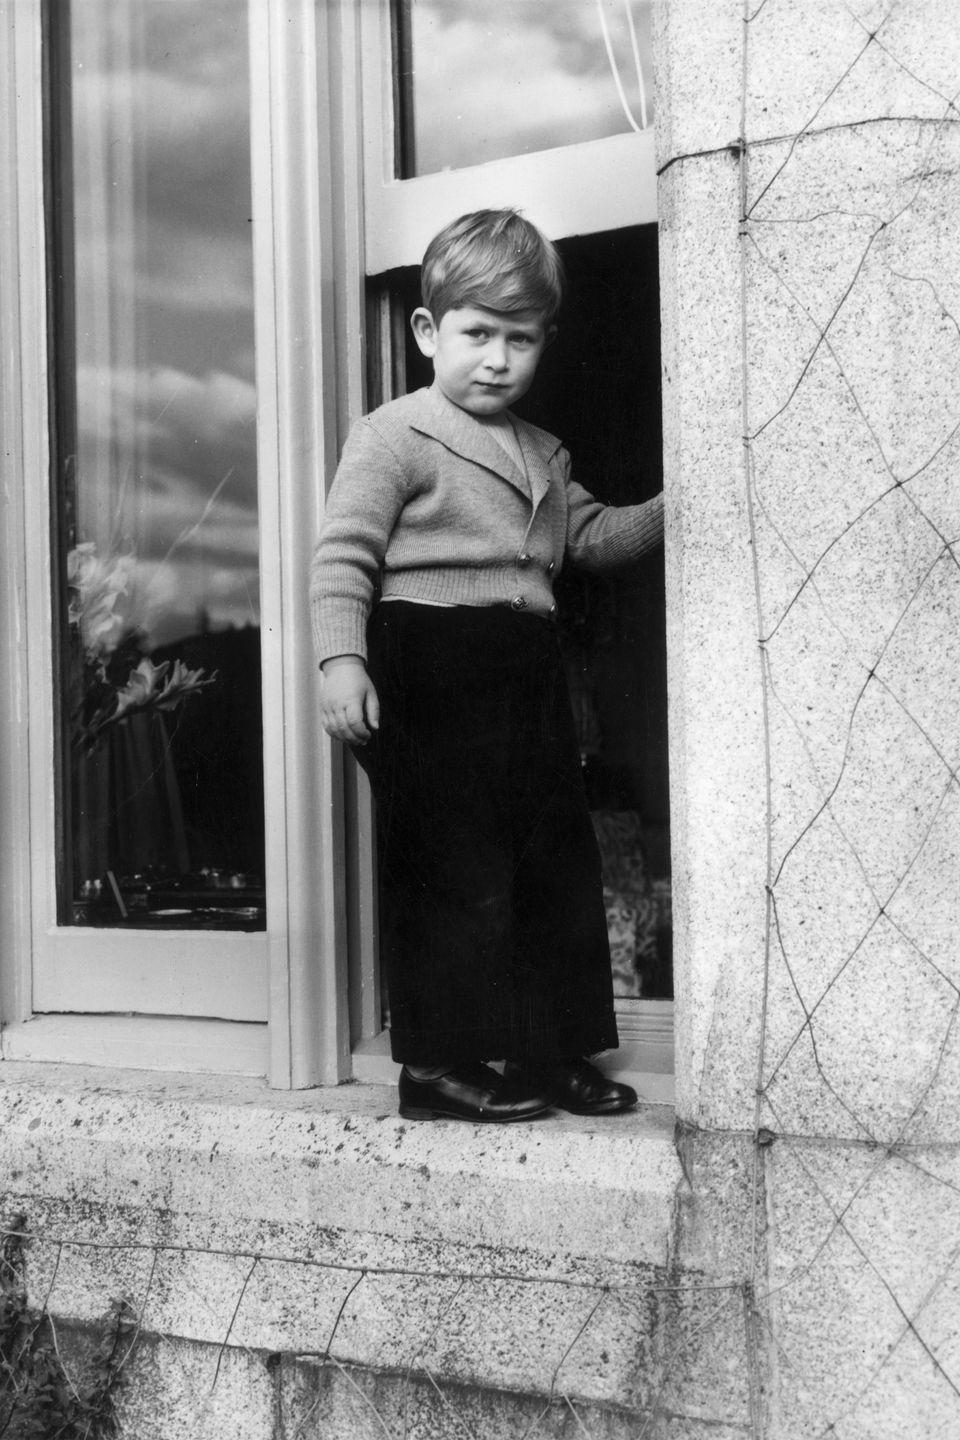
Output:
[404, 0, 653, 174]
[66, 0, 652, 648]
[69, 0, 256, 647]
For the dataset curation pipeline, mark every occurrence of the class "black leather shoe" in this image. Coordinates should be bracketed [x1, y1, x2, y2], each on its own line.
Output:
[398, 1063, 553, 1123]
[503, 1057, 638, 1116]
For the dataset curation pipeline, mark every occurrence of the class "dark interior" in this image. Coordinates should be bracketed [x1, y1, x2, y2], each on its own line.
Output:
[377, 223, 672, 999]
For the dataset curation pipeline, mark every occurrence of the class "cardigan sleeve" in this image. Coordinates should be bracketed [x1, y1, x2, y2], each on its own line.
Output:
[561, 448, 664, 572]
[309, 417, 411, 664]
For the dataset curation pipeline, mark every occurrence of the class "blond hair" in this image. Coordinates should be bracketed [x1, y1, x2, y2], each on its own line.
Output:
[420, 209, 564, 325]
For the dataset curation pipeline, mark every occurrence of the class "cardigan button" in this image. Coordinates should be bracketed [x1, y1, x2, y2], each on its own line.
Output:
[547, 560, 555, 575]
[549, 604, 558, 617]
[517, 552, 532, 567]
[510, 595, 527, 611]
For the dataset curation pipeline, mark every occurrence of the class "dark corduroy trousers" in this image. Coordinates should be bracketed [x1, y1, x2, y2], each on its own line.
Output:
[354, 601, 618, 1066]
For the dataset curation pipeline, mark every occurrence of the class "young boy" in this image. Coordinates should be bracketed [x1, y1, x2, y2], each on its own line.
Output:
[310, 210, 663, 1123]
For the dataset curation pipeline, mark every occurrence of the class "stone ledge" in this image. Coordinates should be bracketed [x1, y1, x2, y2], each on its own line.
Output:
[0, 1061, 682, 1412]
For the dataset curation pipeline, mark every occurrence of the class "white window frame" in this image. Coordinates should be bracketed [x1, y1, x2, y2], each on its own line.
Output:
[0, 0, 355, 1087]
[3, 0, 270, 1026]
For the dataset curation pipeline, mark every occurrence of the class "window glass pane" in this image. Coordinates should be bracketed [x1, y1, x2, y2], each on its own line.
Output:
[394, 0, 653, 178]
[51, 0, 265, 929]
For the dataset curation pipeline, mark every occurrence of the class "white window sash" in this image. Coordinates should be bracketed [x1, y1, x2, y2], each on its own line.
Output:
[0, 0, 41, 1033]
[360, 0, 658, 275]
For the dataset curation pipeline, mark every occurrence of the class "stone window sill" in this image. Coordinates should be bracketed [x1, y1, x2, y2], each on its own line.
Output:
[0, 1059, 681, 1414]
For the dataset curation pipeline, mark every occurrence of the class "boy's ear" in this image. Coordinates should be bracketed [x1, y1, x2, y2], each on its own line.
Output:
[410, 307, 438, 357]
[544, 324, 558, 348]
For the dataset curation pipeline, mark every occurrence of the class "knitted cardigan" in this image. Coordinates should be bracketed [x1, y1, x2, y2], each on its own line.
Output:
[310, 384, 664, 664]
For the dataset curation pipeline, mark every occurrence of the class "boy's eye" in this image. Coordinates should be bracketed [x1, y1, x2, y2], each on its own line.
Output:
[509, 334, 534, 346]
[465, 328, 489, 339]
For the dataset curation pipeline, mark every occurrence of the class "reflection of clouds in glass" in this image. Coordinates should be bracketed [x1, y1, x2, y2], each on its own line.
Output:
[71, 0, 253, 356]
[407, 0, 653, 174]
[72, 6, 250, 232]
[77, 364, 257, 508]
[132, 557, 260, 648]
[81, 229, 253, 319]
[61, 4, 262, 894]
[133, 471, 258, 567]
[67, 0, 258, 648]
[76, 364, 259, 643]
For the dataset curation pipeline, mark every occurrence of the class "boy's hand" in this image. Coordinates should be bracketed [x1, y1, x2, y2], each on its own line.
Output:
[319, 656, 380, 744]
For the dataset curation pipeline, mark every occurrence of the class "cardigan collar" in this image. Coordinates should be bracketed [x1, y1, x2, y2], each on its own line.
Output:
[406, 384, 561, 508]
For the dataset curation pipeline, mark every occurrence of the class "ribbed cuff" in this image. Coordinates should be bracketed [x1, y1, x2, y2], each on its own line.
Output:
[311, 601, 369, 666]
[593, 491, 664, 568]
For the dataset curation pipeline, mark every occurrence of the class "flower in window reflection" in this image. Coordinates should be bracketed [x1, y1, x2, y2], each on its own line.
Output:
[113, 657, 212, 719]
[66, 542, 216, 753]
[67, 541, 135, 663]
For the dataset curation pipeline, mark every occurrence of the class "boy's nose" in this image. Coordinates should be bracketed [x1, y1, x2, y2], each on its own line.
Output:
[483, 339, 509, 371]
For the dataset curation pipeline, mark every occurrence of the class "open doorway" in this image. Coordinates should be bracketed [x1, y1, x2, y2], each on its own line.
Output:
[368, 221, 671, 1008]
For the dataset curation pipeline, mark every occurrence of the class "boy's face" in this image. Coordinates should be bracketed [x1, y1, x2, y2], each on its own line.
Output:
[410, 305, 552, 417]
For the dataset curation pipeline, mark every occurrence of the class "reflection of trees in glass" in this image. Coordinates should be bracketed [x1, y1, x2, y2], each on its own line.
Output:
[397, 0, 654, 176]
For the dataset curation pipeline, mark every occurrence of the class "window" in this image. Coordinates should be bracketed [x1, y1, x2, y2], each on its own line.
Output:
[0, 0, 270, 1040]
[394, 0, 653, 177]
[352, 0, 671, 1086]
[361, 1, 657, 276]
[48, 0, 265, 936]
[4, 0, 348, 1081]
[0, 0, 669, 1089]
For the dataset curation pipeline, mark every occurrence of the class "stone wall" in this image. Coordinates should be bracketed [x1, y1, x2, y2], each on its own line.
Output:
[659, 1, 960, 1433]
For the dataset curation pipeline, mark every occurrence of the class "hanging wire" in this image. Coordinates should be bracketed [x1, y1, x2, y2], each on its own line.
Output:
[595, 0, 643, 133]
[622, 0, 649, 130]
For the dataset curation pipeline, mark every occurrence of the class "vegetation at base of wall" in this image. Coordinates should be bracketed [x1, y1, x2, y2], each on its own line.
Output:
[0, 1216, 136, 1440]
